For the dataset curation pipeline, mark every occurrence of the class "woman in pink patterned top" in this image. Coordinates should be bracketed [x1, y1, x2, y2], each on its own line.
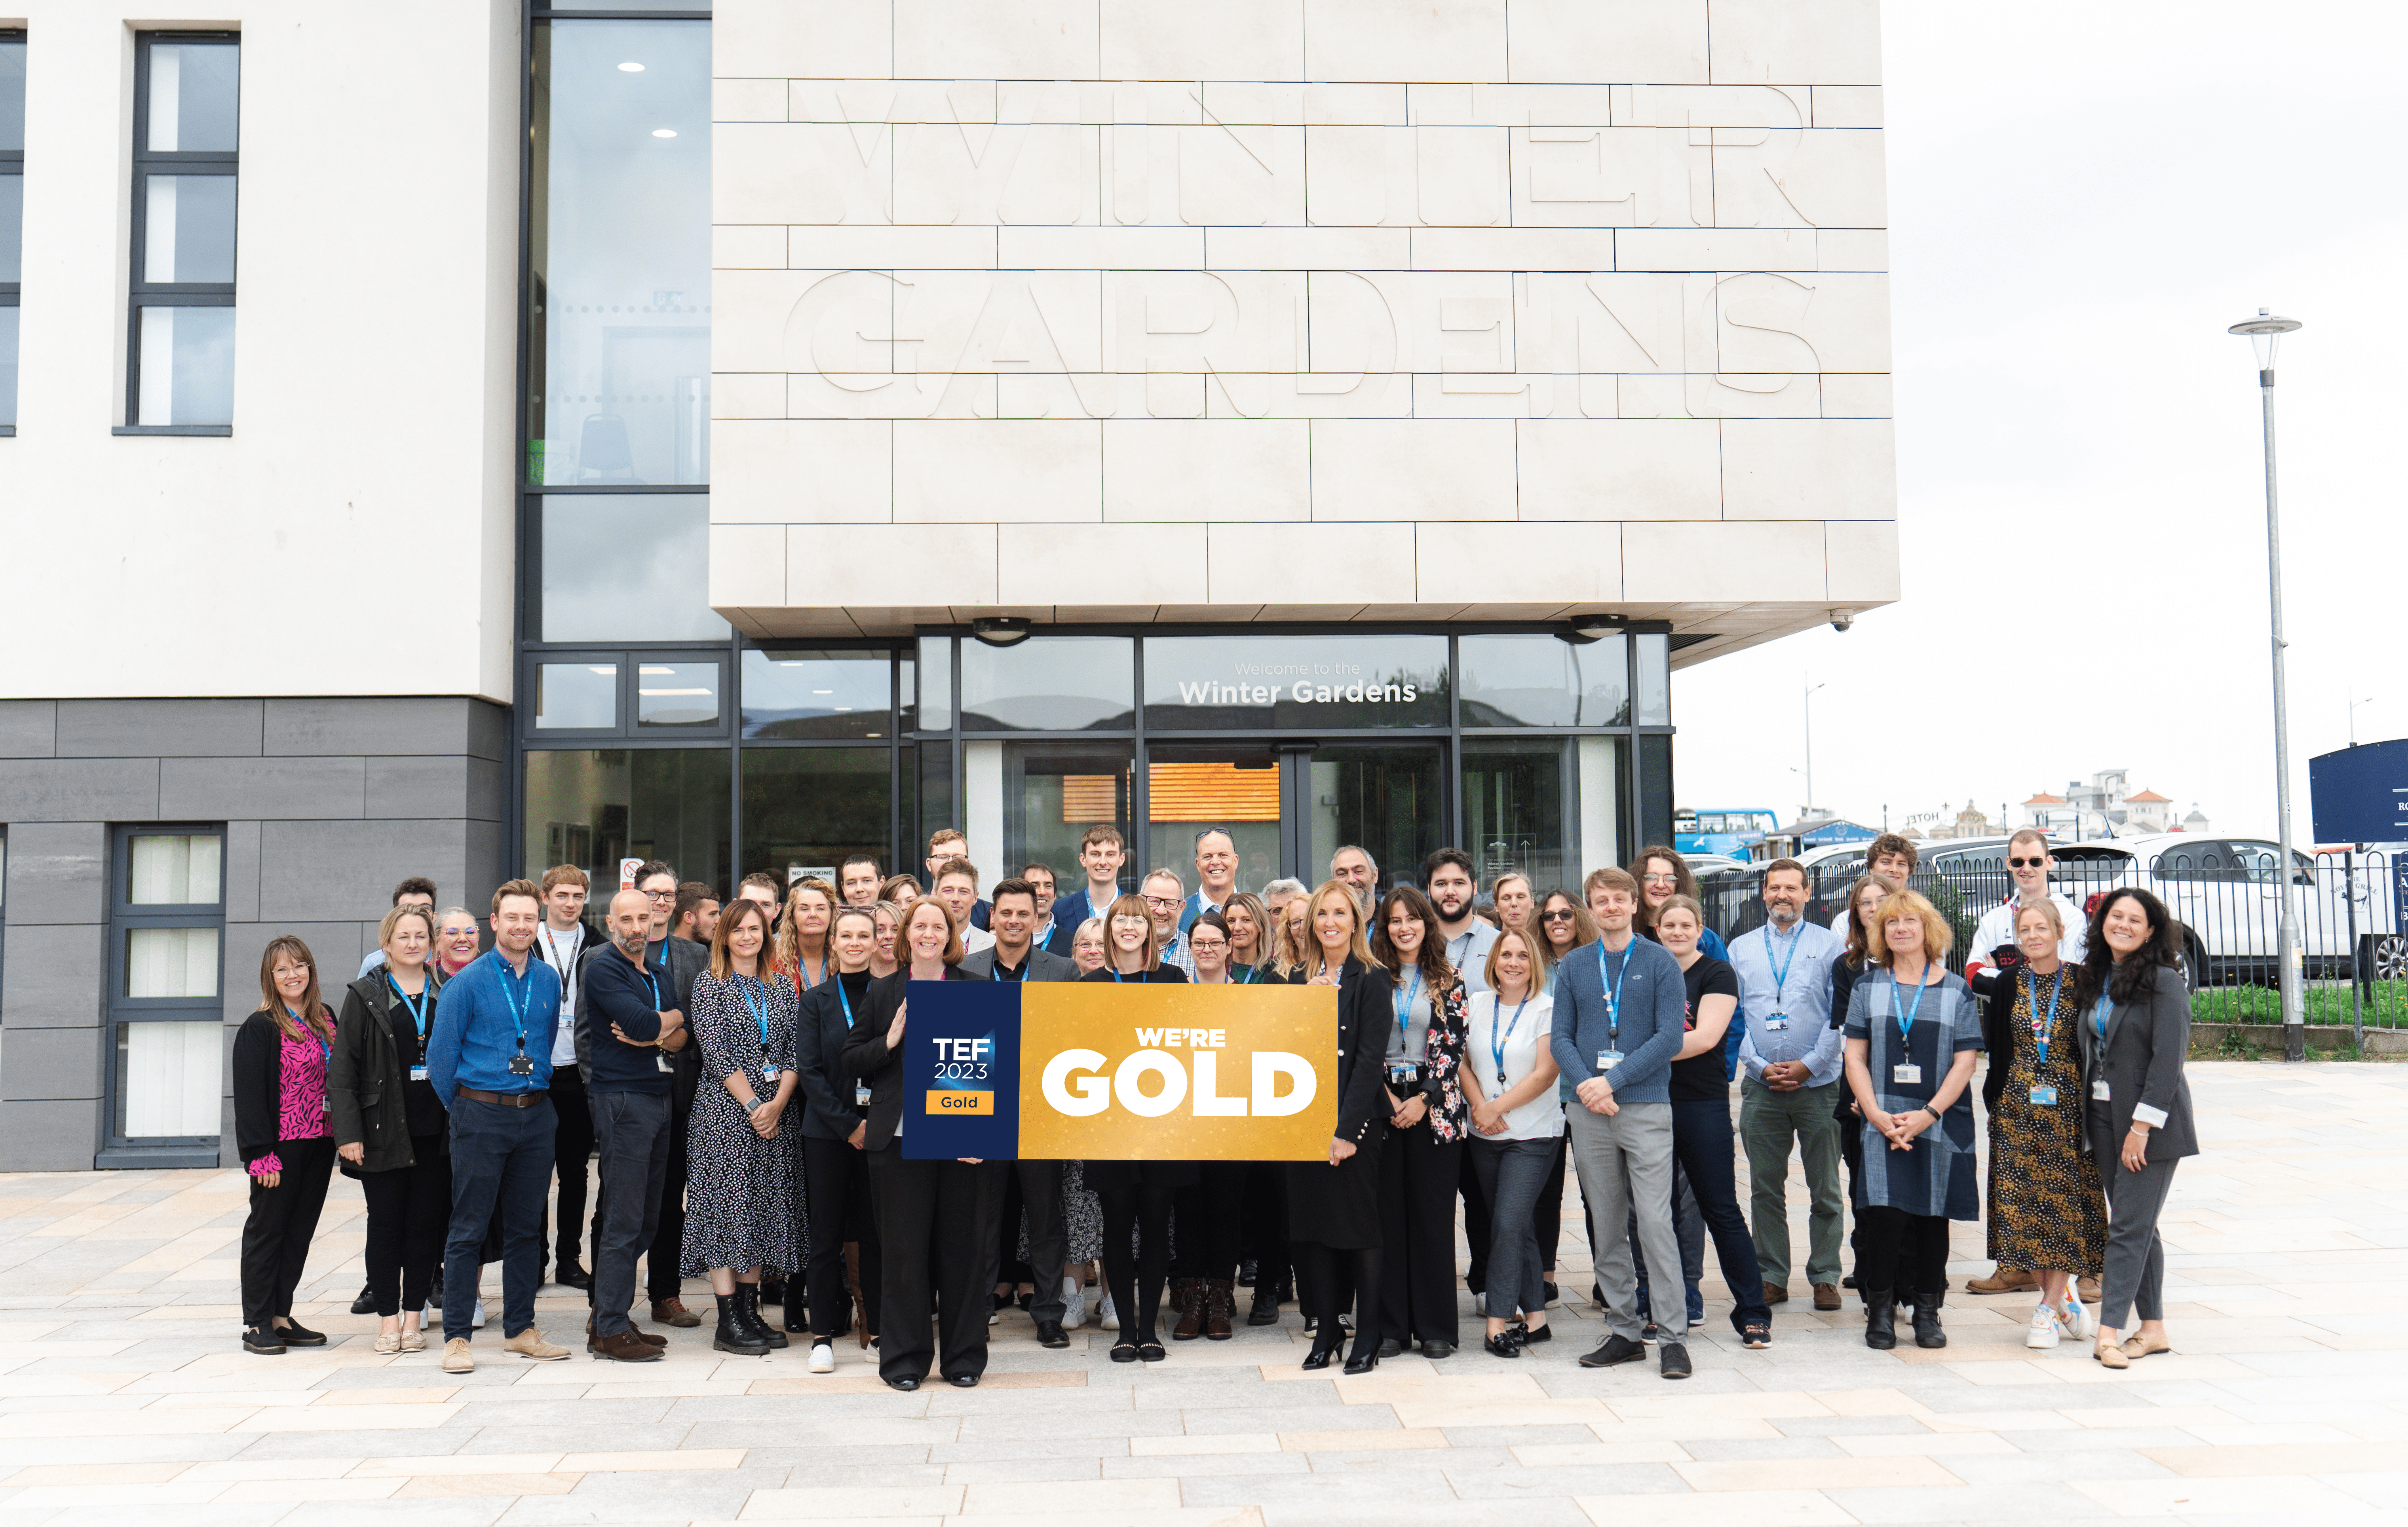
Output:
[232, 936, 341, 1356]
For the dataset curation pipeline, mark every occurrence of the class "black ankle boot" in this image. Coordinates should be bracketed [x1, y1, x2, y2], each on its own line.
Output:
[1249, 1279, 1282, 1326]
[738, 1285, 788, 1348]
[1910, 1291, 1946, 1349]
[1864, 1290, 1897, 1350]
[714, 1294, 768, 1356]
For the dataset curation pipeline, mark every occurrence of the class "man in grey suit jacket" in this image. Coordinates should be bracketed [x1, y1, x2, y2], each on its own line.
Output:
[958, 877, 1082, 1346]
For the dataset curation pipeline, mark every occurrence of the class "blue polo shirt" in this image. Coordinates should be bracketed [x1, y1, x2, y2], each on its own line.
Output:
[427, 948, 561, 1107]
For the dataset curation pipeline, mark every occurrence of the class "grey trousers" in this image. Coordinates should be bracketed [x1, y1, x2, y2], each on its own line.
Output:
[1469, 1136, 1557, 1322]
[1566, 1101, 1683, 1345]
[590, 1090, 671, 1337]
[2091, 1119, 2177, 1330]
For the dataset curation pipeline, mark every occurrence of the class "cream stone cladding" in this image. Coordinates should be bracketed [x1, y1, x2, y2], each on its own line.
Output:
[710, 0, 1897, 663]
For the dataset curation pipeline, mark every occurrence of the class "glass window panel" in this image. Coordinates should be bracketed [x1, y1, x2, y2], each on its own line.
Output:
[899, 651, 919, 733]
[529, 20, 710, 486]
[1308, 743, 1444, 898]
[134, 304, 235, 426]
[539, 494, 726, 642]
[1635, 633, 1671, 725]
[1143, 634, 1448, 730]
[916, 740, 954, 860]
[1144, 744, 1276, 894]
[125, 927, 219, 998]
[142, 174, 237, 284]
[146, 42, 240, 154]
[0, 175, 20, 284]
[536, 661, 618, 729]
[1577, 735, 1630, 886]
[1639, 732, 1674, 850]
[635, 659, 721, 729]
[741, 748, 890, 889]
[1463, 739, 1569, 902]
[741, 648, 893, 739]
[0, 40, 25, 152]
[115, 1021, 222, 1138]
[914, 637, 950, 732]
[0, 306, 16, 429]
[975, 741, 1138, 900]
[1459, 634, 1627, 727]
[524, 747, 730, 893]
[129, 834, 221, 904]
[960, 636, 1133, 732]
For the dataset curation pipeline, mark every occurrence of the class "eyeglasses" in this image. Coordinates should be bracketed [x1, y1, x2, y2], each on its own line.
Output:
[1541, 909, 1577, 922]
[644, 890, 677, 903]
[1640, 873, 1678, 886]
[2008, 857, 2046, 869]
[1141, 895, 1181, 911]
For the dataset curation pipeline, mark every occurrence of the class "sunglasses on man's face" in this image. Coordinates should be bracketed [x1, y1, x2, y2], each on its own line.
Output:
[2008, 857, 2046, 869]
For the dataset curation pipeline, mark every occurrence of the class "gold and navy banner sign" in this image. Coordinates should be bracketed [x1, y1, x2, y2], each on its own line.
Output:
[900, 980, 1336, 1160]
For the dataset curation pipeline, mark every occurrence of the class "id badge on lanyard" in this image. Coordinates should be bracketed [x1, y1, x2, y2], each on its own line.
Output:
[643, 966, 674, 1074]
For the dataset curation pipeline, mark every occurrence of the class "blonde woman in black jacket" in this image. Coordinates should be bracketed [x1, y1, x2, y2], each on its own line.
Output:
[332, 906, 452, 1353]
[2074, 888, 2197, 1369]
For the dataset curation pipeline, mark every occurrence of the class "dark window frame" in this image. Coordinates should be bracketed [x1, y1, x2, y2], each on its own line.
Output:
[2, 28, 29, 437]
[119, 30, 239, 438]
[101, 822, 228, 1167]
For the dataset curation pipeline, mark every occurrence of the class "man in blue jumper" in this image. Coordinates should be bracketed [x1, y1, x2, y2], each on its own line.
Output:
[1550, 866, 1695, 1379]
[426, 879, 571, 1373]
[580, 887, 686, 1361]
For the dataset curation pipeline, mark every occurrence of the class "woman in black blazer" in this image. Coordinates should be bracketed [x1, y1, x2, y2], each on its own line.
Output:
[2072, 887, 2197, 1369]
[232, 936, 341, 1356]
[1283, 880, 1396, 1374]
[1079, 894, 1193, 1362]
[793, 906, 883, 1369]
[839, 898, 1000, 1391]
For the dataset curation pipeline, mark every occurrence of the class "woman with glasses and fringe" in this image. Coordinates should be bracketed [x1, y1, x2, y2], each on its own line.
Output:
[234, 936, 341, 1356]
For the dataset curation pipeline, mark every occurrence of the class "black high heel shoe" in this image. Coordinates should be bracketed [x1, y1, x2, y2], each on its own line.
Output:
[1300, 1331, 1343, 1370]
[1342, 1328, 1380, 1375]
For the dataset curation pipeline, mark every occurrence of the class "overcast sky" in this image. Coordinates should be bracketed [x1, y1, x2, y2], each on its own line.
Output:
[1672, 1, 2408, 844]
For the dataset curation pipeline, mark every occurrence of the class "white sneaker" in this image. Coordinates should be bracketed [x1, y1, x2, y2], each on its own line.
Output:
[2061, 1295, 2096, 1339]
[2024, 1304, 2062, 1349]
[1063, 1276, 1086, 1330]
[1099, 1293, 1119, 1332]
[471, 1297, 488, 1330]
[809, 1340, 836, 1374]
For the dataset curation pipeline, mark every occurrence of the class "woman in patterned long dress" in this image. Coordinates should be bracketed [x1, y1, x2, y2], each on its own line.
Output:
[1982, 899, 2106, 1350]
[1844, 889, 1982, 1352]
[682, 898, 802, 1357]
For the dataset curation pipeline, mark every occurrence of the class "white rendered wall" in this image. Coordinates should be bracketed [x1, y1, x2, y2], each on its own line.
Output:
[710, 0, 1899, 655]
[0, 2, 521, 702]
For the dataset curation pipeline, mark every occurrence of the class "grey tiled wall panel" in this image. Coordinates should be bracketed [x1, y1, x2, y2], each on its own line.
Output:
[0, 923, 105, 1027]
[1, 1026, 103, 1101]
[223, 820, 262, 922]
[160, 757, 369, 821]
[0, 1100, 100, 1171]
[0, 759, 162, 823]
[0, 701, 57, 759]
[1, 822, 109, 925]
[257, 820, 474, 924]
[366, 754, 506, 822]
[265, 697, 503, 759]
[57, 699, 264, 758]
[221, 920, 375, 1024]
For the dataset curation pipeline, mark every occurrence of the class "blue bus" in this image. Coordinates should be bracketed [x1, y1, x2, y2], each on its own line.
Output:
[1674, 807, 1781, 860]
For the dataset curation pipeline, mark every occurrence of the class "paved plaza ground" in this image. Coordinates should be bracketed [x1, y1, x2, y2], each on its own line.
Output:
[0, 1061, 2403, 1526]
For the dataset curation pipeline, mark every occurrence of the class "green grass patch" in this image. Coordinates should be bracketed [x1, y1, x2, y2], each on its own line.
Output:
[2191, 980, 2408, 1029]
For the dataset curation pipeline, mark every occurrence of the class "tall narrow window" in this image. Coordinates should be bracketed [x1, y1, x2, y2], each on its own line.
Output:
[105, 827, 227, 1166]
[124, 33, 237, 434]
[0, 32, 24, 433]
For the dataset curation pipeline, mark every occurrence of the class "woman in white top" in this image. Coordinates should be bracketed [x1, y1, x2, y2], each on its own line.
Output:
[1460, 929, 1560, 1358]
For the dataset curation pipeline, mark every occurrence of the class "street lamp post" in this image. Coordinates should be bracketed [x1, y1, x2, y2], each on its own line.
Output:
[2229, 308, 2305, 1062]
[2349, 691, 2376, 748]
[1803, 679, 1826, 816]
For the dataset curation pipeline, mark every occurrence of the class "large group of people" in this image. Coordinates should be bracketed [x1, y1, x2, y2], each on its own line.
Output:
[232, 823, 2194, 1381]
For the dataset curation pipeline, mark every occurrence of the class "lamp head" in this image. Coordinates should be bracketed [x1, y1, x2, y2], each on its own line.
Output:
[2227, 308, 2302, 371]
[1559, 614, 1626, 645]
[969, 616, 1032, 647]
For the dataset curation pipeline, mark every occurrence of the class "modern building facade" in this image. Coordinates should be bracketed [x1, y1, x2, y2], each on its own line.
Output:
[0, 0, 1895, 1169]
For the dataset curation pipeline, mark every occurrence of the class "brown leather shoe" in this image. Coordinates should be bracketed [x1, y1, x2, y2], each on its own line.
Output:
[1812, 1282, 1842, 1311]
[1205, 1280, 1235, 1341]
[1966, 1266, 2038, 1295]
[588, 1315, 667, 1350]
[1762, 1282, 1790, 1305]
[591, 1327, 663, 1362]
[651, 1297, 703, 1329]
[1170, 1278, 1205, 1341]
[2077, 1275, 2101, 1303]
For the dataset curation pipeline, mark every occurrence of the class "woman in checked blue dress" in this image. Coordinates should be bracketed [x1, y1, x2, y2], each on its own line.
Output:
[682, 897, 803, 1357]
[1843, 889, 1983, 1352]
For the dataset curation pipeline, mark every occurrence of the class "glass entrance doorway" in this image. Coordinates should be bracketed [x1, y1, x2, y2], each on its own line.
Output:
[1144, 741, 1444, 895]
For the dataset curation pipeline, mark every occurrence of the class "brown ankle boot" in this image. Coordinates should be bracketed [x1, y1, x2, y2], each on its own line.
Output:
[1205, 1280, 1235, 1340]
[1170, 1278, 1205, 1340]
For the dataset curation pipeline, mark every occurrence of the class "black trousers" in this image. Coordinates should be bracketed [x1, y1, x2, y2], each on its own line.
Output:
[1169, 1162, 1247, 1284]
[867, 1145, 1003, 1383]
[1459, 1146, 1492, 1291]
[646, 1077, 694, 1300]
[241, 1138, 335, 1329]
[802, 1135, 881, 1339]
[1241, 1162, 1290, 1290]
[1475, 1116, 1571, 1286]
[1377, 1123, 1462, 1347]
[979, 1160, 1069, 1324]
[1836, 1084, 1864, 1278]
[545, 1067, 596, 1269]
[360, 1139, 450, 1318]
[1098, 1181, 1175, 1343]
[1856, 1205, 1950, 1296]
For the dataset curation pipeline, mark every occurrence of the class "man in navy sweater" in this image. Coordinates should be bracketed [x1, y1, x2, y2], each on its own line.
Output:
[580, 887, 685, 1361]
[1549, 866, 1695, 1379]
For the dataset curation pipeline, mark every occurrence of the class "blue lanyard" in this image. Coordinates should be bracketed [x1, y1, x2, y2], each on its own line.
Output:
[1238, 963, 1260, 985]
[1595, 941, 1630, 1041]
[1764, 923, 1800, 1008]
[2023, 967, 2064, 1067]
[490, 951, 530, 1052]
[737, 975, 770, 1048]
[796, 956, 827, 992]
[1489, 994, 1530, 1085]
[1393, 966, 1424, 1026]
[2093, 995, 2113, 1039]
[989, 957, 1025, 982]
[287, 1006, 330, 1073]
[1887, 968, 1929, 1046]
[1110, 967, 1125, 983]
[836, 975, 859, 1029]
[386, 974, 431, 1041]
[640, 961, 664, 1012]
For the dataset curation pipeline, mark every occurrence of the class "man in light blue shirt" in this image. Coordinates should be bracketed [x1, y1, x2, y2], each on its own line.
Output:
[1728, 858, 1846, 1310]
[1175, 828, 1239, 939]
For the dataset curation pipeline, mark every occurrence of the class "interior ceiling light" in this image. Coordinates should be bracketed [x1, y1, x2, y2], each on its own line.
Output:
[618, 61, 645, 71]
[651, 128, 677, 138]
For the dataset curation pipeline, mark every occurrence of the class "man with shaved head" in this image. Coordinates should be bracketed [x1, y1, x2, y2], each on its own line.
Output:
[578, 884, 687, 1361]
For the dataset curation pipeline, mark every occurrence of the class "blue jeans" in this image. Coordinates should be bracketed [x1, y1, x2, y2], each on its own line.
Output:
[1671, 1098, 1773, 1331]
[443, 1094, 556, 1340]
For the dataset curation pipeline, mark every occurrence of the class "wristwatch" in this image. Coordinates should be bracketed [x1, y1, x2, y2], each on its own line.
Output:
[745, 1096, 765, 1115]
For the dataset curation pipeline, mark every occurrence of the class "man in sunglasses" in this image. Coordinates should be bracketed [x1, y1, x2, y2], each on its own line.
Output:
[1961, 828, 2093, 1302]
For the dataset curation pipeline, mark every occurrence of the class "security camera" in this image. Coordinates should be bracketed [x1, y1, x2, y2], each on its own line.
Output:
[1828, 609, 1855, 633]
